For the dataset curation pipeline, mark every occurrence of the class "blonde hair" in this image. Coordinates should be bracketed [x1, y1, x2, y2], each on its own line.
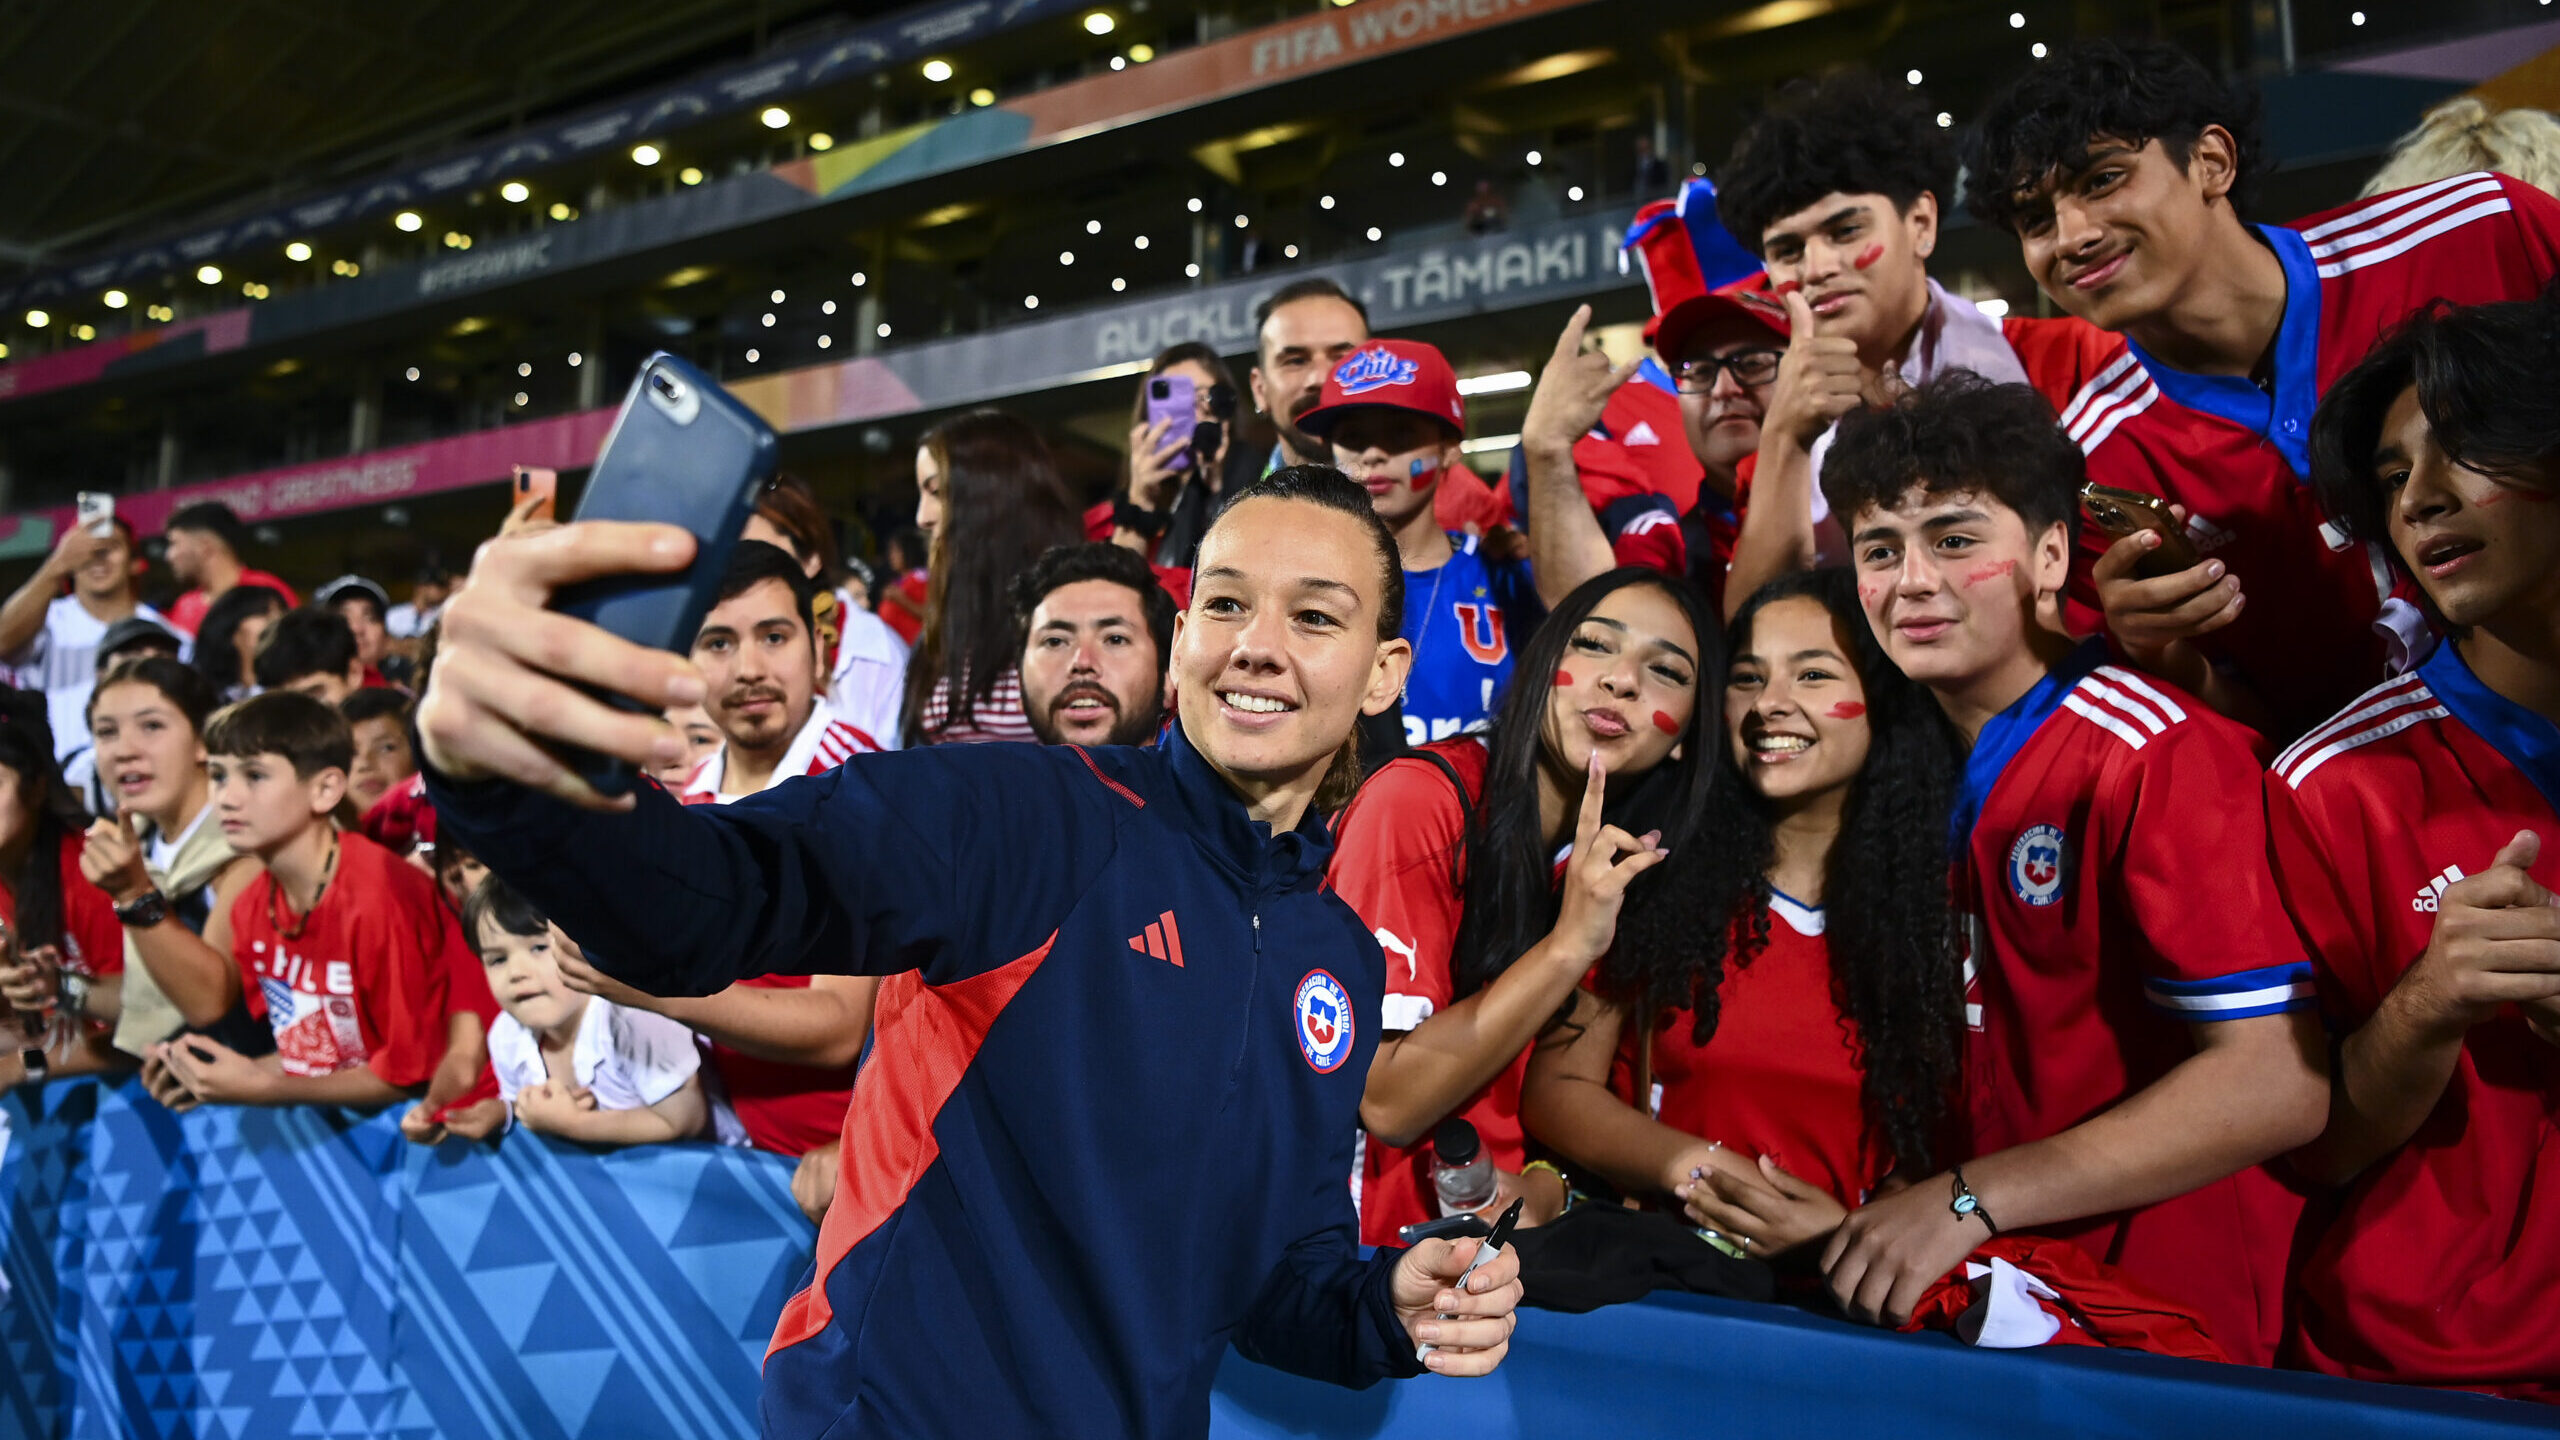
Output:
[2362, 97, 2560, 198]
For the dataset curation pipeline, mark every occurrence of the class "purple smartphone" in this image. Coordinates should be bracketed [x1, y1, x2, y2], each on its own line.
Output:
[1145, 372, 1196, 472]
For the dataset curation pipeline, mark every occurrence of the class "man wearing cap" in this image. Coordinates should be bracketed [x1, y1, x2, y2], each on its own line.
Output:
[1710, 70, 2120, 615]
[316, 575, 396, 684]
[1521, 177, 1792, 615]
[1300, 339, 1542, 745]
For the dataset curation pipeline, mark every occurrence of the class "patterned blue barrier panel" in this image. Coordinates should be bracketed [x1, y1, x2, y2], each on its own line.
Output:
[5, 1079, 2557, 1440]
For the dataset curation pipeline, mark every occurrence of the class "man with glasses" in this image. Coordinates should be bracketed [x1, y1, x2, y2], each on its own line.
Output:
[1714, 70, 2121, 616]
[1521, 179, 1791, 613]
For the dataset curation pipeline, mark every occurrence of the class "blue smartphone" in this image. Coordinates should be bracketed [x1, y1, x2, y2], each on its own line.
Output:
[552, 353, 776, 795]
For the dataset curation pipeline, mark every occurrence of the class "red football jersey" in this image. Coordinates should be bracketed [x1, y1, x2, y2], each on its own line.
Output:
[232, 831, 467, 1088]
[681, 701, 875, 1155]
[1623, 894, 1890, 1209]
[2266, 646, 2560, 1400]
[2063, 172, 2560, 738]
[1956, 642, 2313, 1366]
[0, 835, 125, 1032]
[1327, 737, 1527, 1246]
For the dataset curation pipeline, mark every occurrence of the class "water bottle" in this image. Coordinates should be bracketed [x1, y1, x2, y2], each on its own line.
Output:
[1431, 1118, 1496, 1217]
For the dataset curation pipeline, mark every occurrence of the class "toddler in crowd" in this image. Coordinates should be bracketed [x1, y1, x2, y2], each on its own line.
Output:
[446, 873, 709, 1147]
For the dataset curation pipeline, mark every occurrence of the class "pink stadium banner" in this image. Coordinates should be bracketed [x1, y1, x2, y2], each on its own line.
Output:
[0, 405, 617, 554]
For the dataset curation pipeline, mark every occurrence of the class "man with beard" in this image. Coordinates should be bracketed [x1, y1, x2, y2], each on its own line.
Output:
[558, 540, 879, 1160]
[1014, 543, 1172, 749]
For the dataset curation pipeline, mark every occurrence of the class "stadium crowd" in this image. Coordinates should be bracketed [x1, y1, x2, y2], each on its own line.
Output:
[4, 35, 2560, 1418]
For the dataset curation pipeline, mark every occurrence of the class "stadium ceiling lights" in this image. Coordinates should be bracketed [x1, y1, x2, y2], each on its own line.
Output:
[1128, 43, 1153, 61]
[394, 211, 424, 232]
[922, 59, 954, 82]
[809, 133, 835, 151]
[762, 107, 792, 129]
[196, 265, 222, 284]
[500, 181, 531, 202]
[970, 88, 996, 106]
[680, 167, 705, 185]
[285, 241, 313, 261]
[1084, 11, 1115, 35]
[632, 143, 663, 166]
[24, 309, 48, 327]
[102, 290, 128, 309]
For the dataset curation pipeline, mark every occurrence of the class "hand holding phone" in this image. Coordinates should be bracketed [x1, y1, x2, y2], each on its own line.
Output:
[1144, 374, 1197, 473]
[2080, 483, 2201, 579]
[414, 355, 772, 808]
[512, 467, 559, 525]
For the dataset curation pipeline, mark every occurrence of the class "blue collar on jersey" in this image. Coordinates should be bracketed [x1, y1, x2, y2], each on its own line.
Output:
[1162, 714, 1337, 887]
[2123, 224, 2322, 480]
[1636, 355, 1679, 396]
[1948, 638, 2112, 854]
[2420, 642, 2560, 819]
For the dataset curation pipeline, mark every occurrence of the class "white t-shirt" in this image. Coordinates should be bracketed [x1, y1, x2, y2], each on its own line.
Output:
[829, 588, 909, 752]
[489, 995, 702, 1113]
[8, 595, 174, 759]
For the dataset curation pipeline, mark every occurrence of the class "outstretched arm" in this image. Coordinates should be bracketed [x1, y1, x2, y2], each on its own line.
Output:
[418, 522, 1124, 999]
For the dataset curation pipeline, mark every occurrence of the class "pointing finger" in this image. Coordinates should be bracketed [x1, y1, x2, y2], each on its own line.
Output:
[1549, 305, 1593, 367]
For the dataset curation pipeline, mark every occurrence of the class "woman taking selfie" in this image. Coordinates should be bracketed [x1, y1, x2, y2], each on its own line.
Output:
[1330, 567, 1720, 1244]
[1520, 568, 1964, 1261]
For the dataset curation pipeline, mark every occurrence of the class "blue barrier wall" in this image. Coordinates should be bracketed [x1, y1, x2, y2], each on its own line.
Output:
[2, 1079, 2550, 1440]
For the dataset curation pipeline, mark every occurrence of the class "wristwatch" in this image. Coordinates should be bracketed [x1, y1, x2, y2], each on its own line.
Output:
[114, 889, 170, 929]
[1949, 1166, 2000, 1235]
[18, 1046, 47, 1089]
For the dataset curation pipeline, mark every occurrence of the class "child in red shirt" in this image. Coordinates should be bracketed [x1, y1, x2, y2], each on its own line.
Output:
[153, 691, 482, 1109]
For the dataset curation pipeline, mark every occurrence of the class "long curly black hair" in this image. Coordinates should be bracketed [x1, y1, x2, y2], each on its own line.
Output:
[1603, 568, 1965, 1174]
[1448, 568, 1723, 1002]
[0, 687, 89, 959]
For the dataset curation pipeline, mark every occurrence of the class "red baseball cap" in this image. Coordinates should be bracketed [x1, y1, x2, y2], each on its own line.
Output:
[1622, 179, 1790, 362]
[1294, 339, 1466, 444]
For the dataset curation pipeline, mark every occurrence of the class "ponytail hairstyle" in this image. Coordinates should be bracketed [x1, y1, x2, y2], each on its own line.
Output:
[1199, 465, 1405, 815]
[1604, 568, 1966, 1174]
[1453, 568, 1721, 1002]
[0, 688, 88, 957]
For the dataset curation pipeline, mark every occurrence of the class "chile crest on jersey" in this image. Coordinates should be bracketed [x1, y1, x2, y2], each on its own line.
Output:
[2008, 824, 2067, 907]
[1294, 969, 1355, 1073]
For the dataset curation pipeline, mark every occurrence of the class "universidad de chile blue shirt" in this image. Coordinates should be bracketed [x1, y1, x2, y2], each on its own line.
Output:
[1399, 532, 1543, 746]
[426, 722, 1421, 1439]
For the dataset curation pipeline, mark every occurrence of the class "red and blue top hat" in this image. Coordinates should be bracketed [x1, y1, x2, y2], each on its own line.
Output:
[1621, 177, 1789, 360]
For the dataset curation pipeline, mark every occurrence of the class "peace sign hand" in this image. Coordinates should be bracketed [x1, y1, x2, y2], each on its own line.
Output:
[1549, 751, 1670, 967]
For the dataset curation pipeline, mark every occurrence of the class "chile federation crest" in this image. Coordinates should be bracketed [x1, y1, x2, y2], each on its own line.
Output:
[2008, 824, 2067, 907]
[1294, 969, 1355, 1073]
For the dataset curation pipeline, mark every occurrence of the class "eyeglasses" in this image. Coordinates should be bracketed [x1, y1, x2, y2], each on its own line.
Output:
[1673, 349, 1783, 393]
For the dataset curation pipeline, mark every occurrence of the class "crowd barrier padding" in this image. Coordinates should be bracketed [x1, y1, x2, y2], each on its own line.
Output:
[0, 1079, 2547, 1439]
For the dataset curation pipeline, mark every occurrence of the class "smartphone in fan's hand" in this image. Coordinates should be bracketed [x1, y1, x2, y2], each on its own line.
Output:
[2080, 483, 2202, 579]
[513, 466, 558, 523]
[1145, 373, 1197, 472]
[547, 353, 775, 795]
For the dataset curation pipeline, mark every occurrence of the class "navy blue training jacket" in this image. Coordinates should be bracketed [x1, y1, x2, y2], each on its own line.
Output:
[426, 721, 1422, 1438]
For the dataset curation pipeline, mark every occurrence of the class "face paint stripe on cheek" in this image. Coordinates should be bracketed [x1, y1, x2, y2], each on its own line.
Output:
[1651, 710, 1680, 736]
[1827, 702, 1867, 719]
[1554, 670, 1575, 688]
[1851, 244, 1884, 271]
[1962, 559, 2017, 587]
